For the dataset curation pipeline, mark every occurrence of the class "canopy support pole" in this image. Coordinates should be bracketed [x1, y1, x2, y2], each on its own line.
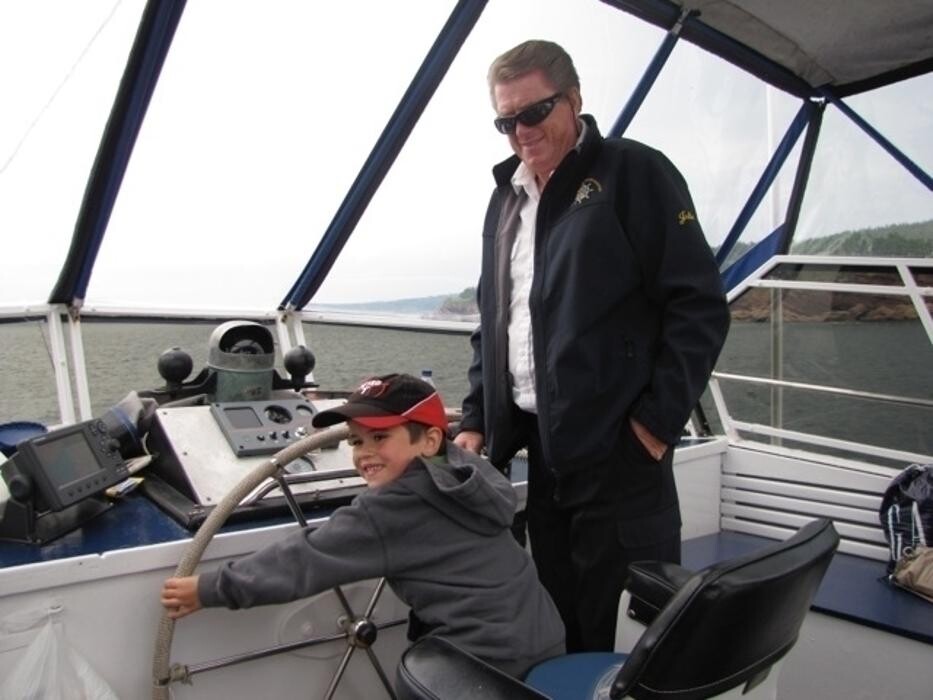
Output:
[609, 8, 693, 138]
[281, 0, 488, 310]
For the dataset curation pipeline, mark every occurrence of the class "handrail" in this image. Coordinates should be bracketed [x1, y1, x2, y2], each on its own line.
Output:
[0, 305, 475, 333]
[712, 371, 933, 410]
[708, 377, 933, 469]
[748, 279, 933, 296]
[241, 468, 361, 506]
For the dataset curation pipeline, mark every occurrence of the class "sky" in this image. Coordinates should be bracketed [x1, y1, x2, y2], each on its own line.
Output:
[1, 0, 931, 310]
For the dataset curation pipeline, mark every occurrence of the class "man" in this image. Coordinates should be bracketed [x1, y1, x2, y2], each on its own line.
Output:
[454, 40, 730, 652]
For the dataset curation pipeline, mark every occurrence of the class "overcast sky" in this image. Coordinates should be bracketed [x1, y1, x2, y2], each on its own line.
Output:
[1, 0, 931, 310]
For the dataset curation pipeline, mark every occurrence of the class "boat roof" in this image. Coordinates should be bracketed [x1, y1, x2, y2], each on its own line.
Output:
[604, 0, 933, 97]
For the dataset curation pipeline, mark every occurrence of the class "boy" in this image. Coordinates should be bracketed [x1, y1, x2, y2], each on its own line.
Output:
[161, 373, 565, 678]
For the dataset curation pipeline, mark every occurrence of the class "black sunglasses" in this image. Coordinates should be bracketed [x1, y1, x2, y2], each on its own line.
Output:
[494, 93, 563, 134]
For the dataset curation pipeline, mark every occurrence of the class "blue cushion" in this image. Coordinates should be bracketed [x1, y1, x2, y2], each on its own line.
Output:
[0, 421, 47, 457]
[524, 652, 628, 700]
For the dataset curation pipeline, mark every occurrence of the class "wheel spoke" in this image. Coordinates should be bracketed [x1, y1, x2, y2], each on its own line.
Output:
[365, 646, 398, 699]
[363, 578, 388, 618]
[333, 585, 355, 617]
[323, 645, 356, 700]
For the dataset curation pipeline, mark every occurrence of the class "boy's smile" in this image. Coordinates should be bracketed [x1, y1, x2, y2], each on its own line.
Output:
[347, 421, 436, 488]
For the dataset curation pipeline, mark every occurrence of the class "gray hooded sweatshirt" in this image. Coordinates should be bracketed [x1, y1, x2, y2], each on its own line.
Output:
[198, 441, 565, 672]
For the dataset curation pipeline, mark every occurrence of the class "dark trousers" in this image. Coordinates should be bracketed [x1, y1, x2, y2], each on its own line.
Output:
[520, 411, 681, 653]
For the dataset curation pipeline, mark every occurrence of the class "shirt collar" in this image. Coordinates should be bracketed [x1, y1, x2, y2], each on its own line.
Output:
[510, 160, 537, 196]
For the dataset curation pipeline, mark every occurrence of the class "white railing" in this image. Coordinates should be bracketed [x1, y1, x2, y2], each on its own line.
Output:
[711, 255, 933, 470]
[0, 302, 474, 426]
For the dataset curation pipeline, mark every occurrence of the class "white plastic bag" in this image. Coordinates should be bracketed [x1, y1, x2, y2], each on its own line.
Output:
[0, 605, 119, 700]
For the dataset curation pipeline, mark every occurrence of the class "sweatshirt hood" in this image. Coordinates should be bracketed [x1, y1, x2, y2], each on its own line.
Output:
[402, 442, 517, 536]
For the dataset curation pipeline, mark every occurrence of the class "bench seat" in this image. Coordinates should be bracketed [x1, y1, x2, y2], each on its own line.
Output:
[681, 530, 933, 646]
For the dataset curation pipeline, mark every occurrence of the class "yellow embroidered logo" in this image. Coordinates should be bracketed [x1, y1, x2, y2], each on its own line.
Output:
[574, 178, 602, 204]
[677, 209, 696, 225]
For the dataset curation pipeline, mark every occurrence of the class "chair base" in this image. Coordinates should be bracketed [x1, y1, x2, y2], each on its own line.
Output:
[525, 653, 782, 700]
[524, 652, 627, 699]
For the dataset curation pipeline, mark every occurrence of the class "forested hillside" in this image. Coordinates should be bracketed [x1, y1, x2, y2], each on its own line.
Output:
[314, 220, 931, 317]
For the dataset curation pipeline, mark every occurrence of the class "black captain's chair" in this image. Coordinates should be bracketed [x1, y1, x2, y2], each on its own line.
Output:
[396, 518, 839, 700]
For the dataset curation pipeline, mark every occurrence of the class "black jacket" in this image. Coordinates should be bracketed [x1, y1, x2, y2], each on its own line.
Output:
[460, 116, 730, 475]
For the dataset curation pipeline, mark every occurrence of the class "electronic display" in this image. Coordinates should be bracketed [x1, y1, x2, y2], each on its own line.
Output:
[3, 419, 129, 511]
[224, 406, 263, 429]
[33, 432, 102, 488]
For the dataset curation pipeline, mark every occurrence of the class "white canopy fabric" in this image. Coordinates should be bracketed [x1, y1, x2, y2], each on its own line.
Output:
[690, 0, 932, 86]
[608, 0, 933, 95]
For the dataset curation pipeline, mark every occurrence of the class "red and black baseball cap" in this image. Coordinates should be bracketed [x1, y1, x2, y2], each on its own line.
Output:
[311, 373, 448, 432]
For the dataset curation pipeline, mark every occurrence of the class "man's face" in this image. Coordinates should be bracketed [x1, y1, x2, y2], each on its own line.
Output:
[493, 69, 580, 183]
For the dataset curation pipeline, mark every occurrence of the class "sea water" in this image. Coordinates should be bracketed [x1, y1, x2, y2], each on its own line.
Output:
[0, 319, 930, 456]
[0, 320, 474, 426]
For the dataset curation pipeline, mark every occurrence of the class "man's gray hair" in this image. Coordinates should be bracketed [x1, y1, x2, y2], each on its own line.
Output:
[487, 40, 580, 106]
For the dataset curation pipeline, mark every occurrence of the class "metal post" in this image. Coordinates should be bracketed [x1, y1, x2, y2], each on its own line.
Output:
[66, 310, 93, 420]
[46, 306, 76, 425]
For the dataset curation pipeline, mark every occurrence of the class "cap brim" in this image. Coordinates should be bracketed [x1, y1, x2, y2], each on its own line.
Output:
[311, 401, 395, 428]
[311, 392, 448, 433]
[352, 415, 410, 429]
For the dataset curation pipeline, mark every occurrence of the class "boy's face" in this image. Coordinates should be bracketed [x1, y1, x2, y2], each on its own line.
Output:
[346, 421, 440, 488]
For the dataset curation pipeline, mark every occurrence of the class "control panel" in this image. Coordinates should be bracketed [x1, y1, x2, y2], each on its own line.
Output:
[209, 398, 318, 457]
[144, 398, 363, 529]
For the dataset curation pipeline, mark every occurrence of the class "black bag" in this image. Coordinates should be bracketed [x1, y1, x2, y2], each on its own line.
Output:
[879, 463, 933, 574]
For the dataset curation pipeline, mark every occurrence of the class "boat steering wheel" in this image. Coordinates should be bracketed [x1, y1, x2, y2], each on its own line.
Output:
[151, 424, 404, 700]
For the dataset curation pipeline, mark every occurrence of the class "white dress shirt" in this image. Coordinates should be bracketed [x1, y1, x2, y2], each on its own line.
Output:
[507, 119, 587, 414]
[507, 164, 541, 412]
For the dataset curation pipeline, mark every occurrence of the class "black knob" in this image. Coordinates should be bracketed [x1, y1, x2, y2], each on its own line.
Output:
[353, 619, 378, 647]
[283, 346, 316, 390]
[157, 347, 194, 387]
[7, 473, 33, 502]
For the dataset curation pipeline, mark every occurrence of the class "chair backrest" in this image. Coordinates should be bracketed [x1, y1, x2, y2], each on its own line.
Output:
[611, 518, 839, 699]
